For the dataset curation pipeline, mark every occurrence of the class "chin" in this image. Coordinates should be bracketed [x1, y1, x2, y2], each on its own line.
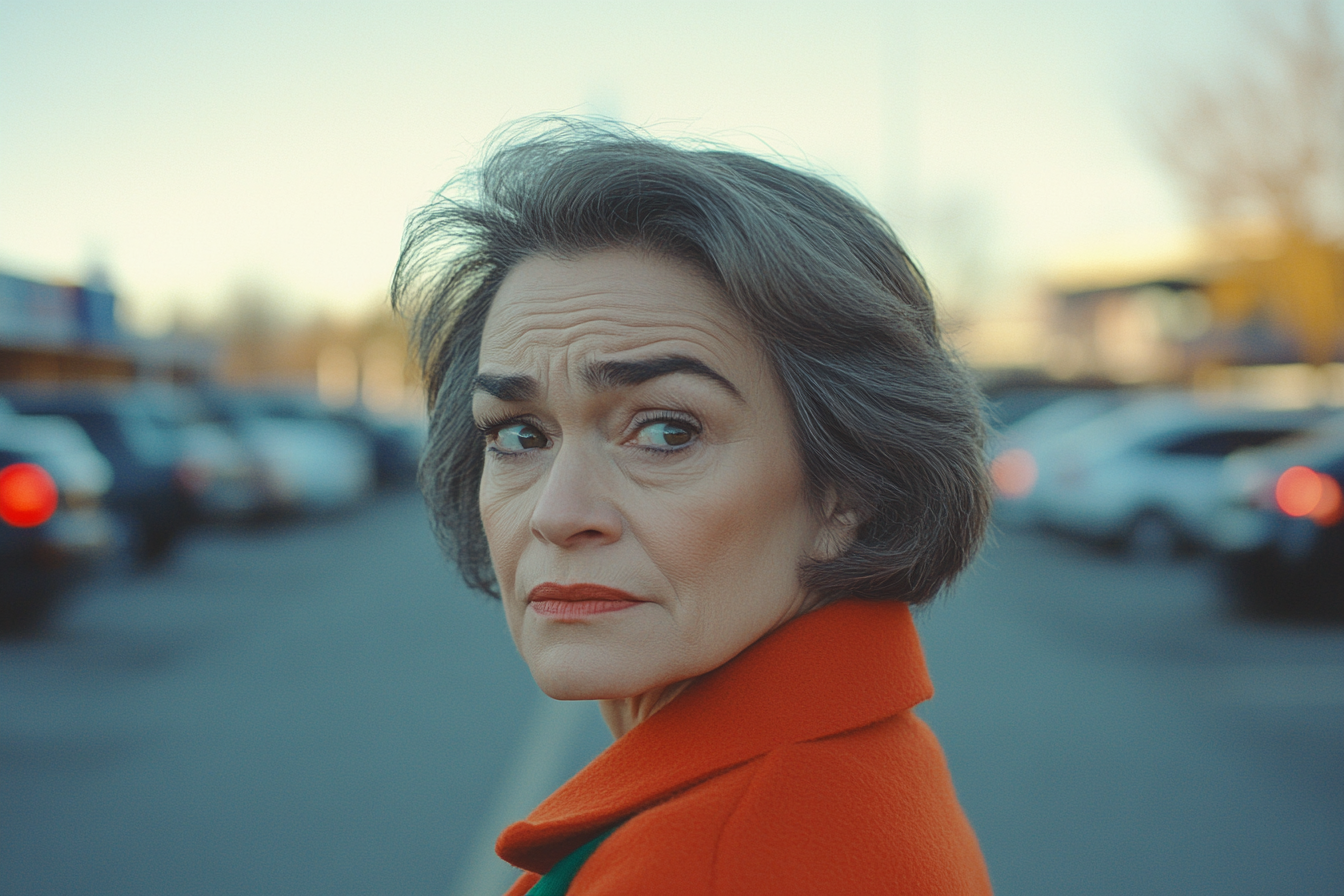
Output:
[526, 645, 674, 702]
[532, 677, 613, 702]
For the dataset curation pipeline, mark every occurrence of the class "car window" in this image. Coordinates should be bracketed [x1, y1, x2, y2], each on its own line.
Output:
[118, 415, 181, 466]
[63, 412, 124, 457]
[1157, 428, 1298, 458]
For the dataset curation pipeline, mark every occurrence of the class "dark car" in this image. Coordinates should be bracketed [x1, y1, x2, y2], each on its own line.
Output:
[1214, 415, 1344, 620]
[129, 384, 270, 523]
[1, 408, 116, 630]
[3, 386, 194, 565]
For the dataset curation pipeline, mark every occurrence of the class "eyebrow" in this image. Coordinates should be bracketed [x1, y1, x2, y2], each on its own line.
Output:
[472, 355, 742, 402]
[584, 355, 742, 400]
[471, 372, 538, 402]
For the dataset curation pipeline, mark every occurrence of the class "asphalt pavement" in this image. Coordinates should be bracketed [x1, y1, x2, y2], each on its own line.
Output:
[0, 490, 1339, 895]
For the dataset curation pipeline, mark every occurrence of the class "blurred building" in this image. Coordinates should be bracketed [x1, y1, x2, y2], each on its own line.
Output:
[217, 307, 424, 418]
[0, 270, 132, 381]
[1022, 231, 1344, 404]
[0, 269, 223, 384]
[0, 270, 420, 415]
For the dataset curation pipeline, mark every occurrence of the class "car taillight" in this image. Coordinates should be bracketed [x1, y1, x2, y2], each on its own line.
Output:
[1275, 466, 1344, 526]
[991, 448, 1038, 499]
[0, 462, 60, 528]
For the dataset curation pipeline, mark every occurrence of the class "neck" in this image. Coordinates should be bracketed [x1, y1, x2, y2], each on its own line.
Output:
[598, 679, 695, 739]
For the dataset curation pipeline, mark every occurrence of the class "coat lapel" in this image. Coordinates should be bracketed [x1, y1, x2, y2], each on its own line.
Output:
[497, 599, 933, 873]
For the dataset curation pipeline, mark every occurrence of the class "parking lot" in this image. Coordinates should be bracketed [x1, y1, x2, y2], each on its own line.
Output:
[1, 488, 1340, 896]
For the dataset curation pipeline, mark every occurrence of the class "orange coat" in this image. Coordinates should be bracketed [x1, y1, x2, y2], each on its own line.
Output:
[498, 599, 993, 895]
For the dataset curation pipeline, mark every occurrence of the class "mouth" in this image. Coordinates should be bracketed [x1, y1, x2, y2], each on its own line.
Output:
[527, 582, 648, 620]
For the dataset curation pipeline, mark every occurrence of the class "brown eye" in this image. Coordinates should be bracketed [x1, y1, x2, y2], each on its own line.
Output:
[494, 423, 547, 452]
[662, 425, 692, 446]
[632, 420, 696, 449]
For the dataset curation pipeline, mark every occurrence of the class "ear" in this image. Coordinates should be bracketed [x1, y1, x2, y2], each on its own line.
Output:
[811, 489, 861, 560]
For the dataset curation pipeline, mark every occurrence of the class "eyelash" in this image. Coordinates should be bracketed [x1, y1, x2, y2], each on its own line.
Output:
[475, 414, 544, 457]
[474, 413, 532, 437]
[473, 411, 702, 456]
[628, 411, 701, 454]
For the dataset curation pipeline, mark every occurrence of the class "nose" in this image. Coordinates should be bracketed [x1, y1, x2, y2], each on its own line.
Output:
[529, 440, 623, 548]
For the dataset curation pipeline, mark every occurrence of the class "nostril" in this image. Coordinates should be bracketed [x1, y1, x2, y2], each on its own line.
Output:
[527, 452, 623, 546]
[531, 518, 622, 547]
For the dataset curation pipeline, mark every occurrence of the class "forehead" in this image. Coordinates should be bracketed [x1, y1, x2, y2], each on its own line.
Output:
[478, 249, 755, 372]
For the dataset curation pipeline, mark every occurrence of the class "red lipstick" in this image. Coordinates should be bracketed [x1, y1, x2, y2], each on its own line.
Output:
[527, 583, 646, 620]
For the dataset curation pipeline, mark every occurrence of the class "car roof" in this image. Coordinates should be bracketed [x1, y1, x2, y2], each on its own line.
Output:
[1057, 394, 1321, 460]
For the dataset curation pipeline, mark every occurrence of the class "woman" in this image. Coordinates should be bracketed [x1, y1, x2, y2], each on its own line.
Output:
[393, 119, 994, 895]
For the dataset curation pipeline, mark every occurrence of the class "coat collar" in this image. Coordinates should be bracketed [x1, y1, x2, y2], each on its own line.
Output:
[496, 599, 933, 873]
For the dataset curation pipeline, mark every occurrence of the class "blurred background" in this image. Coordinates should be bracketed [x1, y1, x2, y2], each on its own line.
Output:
[1, 1, 1341, 894]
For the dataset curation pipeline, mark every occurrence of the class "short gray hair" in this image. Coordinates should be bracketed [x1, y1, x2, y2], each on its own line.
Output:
[392, 118, 991, 605]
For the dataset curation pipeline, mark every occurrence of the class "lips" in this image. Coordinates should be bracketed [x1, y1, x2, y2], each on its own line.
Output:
[527, 582, 647, 620]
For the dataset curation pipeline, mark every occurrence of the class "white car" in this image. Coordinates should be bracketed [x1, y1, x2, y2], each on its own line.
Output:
[199, 390, 376, 515]
[1026, 394, 1318, 557]
[989, 390, 1127, 526]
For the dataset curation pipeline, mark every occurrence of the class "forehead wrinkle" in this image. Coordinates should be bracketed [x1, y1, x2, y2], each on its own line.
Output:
[482, 309, 749, 372]
[480, 323, 775, 414]
[486, 276, 740, 339]
[479, 250, 769, 397]
[482, 335, 751, 399]
[487, 299, 736, 339]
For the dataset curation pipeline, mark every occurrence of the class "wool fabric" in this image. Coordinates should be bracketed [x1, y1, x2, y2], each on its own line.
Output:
[497, 598, 993, 895]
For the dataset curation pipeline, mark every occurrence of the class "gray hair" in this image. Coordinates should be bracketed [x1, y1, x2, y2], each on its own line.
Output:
[392, 118, 991, 604]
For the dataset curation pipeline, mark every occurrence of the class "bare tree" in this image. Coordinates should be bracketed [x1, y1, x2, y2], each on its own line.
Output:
[1152, 1, 1344, 241]
[1148, 1, 1344, 364]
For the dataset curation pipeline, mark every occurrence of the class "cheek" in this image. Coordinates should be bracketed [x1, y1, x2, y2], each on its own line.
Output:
[479, 480, 537, 597]
[643, 442, 816, 595]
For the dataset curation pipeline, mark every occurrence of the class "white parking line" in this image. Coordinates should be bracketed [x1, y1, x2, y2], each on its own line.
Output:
[451, 695, 596, 896]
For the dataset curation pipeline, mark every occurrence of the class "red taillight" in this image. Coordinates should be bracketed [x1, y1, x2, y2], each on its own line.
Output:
[0, 462, 60, 528]
[991, 448, 1038, 499]
[1276, 466, 1320, 516]
[1275, 465, 1344, 526]
[1312, 474, 1343, 526]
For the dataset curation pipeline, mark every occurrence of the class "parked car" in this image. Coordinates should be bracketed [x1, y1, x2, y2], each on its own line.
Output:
[327, 408, 425, 487]
[233, 392, 423, 488]
[2, 386, 194, 564]
[1024, 394, 1319, 557]
[1, 399, 116, 629]
[193, 388, 376, 515]
[989, 390, 1128, 525]
[1212, 413, 1344, 619]
[130, 383, 269, 522]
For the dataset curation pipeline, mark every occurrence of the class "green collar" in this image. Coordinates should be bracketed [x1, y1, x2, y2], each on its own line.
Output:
[525, 828, 616, 896]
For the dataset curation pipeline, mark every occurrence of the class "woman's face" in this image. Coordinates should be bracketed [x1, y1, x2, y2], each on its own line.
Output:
[474, 248, 832, 701]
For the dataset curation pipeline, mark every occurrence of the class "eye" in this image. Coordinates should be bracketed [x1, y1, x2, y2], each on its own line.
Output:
[630, 419, 698, 450]
[491, 422, 548, 453]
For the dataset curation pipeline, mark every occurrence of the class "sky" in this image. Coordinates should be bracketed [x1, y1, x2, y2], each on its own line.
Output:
[1, 0, 1334, 334]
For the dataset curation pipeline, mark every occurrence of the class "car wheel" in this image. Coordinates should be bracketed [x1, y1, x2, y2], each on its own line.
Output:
[1127, 511, 1182, 562]
[1222, 550, 1305, 619]
[0, 569, 61, 635]
[136, 523, 178, 568]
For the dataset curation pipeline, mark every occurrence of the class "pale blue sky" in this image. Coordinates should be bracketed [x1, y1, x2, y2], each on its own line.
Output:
[1, 1, 1330, 331]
